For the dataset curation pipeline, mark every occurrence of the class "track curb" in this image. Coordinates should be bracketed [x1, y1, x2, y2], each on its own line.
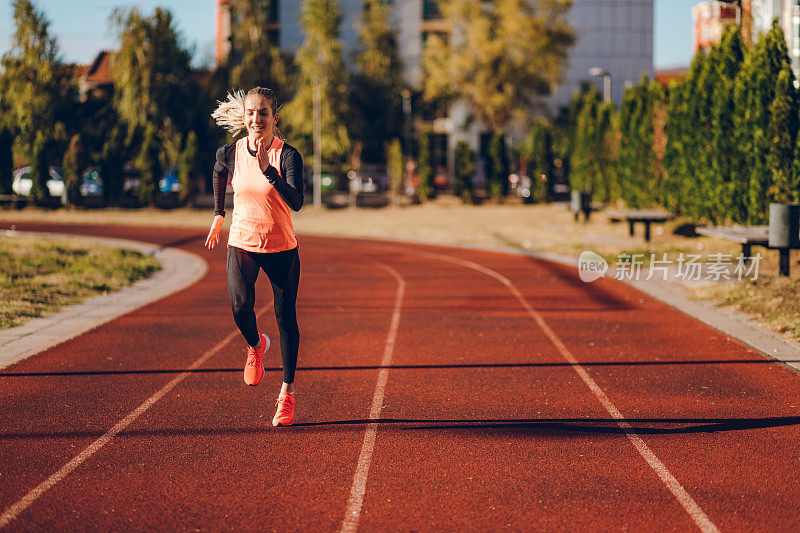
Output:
[0, 230, 208, 370]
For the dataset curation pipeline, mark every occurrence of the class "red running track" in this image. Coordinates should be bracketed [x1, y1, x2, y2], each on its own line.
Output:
[1, 222, 800, 532]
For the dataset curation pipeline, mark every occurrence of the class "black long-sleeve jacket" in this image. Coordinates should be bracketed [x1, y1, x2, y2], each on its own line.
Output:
[212, 140, 304, 216]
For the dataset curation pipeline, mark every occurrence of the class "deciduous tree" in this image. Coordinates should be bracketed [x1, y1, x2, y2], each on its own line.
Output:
[351, 0, 405, 163]
[422, 0, 574, 132]
[110, 7, 194, 155]
[282, 0, 351, 164]
[228, 0, 293, 95]
[0, 0, 70, 163]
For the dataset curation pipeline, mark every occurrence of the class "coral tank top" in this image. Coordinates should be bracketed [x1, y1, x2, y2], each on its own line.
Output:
[227, 136, 298, 253]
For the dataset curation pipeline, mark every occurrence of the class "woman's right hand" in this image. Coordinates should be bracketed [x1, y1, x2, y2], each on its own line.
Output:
[205, 215, 224, 250]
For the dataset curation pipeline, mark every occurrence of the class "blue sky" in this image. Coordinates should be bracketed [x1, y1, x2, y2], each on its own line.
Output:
[0, 0, 697, 70]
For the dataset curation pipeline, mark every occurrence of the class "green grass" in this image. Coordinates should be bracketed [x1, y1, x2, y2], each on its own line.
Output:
[0, 235, 161, 328]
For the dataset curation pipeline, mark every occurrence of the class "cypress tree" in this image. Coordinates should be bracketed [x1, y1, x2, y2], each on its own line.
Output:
[0, 127, 12, 195]
[693, 45, 721, 222]
[62, 133, 84, 207]
[619, 78, 650, 208]
[711, 27, 745, 223]
[386, 138, 404, 204]
[736, 22, 792, 223]
[664, 49, 714, 220]
[488, 132, 510, 199]
[416, 131, 433, 202]
[619, 76, 662, 209]
[571, 87, 600, 196]
[30, 131, 49, 206]
[101, 125, 125, 205]
[663, 79, 689, 215]
[137, 123, 160, 205]
[597, 101, 620, 204]
[766, 66, 799, 203]
[618, 83, 637, 207]
[526, 118, 553, 202]
[642, 79, 665, 207]
[178, 130, 198, 205]
[454, 140, 475, 202]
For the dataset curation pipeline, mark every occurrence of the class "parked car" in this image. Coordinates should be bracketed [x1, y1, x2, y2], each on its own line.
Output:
[155, 166, 181, 208]
[79, 166, 105, 207]
[159, 166, 181, 194]
[11, 166, 65, 199]
[123, 167, 141, 195]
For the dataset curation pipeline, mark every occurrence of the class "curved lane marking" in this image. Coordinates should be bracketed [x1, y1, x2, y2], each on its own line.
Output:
[0, 303, 274, 530]
[340, 261, 406, 533]
[373, 245, 720, 533]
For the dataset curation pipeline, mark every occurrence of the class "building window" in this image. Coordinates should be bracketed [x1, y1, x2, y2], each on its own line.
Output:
[266, 0, 278, 23]
[423, 0, 443, 21]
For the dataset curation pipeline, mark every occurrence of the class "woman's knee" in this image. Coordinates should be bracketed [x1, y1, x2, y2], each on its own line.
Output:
[230, 292, 255, 318]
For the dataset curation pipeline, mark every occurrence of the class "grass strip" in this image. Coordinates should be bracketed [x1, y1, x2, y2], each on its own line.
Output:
[0, 235, 161, 328]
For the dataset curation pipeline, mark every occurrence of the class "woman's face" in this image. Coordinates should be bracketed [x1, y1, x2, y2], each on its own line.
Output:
[244, 94, 277, 141]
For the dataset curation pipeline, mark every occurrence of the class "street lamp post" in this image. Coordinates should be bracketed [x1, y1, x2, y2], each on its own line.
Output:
[589, 67, 612, 103]
[312, 78, 322, 208]
[313, 52, 325, 209]
[401, 89, 412, 156]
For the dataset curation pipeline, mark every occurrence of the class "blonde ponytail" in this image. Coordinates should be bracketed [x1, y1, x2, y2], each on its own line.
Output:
[211, 90, 246, 136]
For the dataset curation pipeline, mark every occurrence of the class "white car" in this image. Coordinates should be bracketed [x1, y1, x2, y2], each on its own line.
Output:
[11, 166, 65, 198]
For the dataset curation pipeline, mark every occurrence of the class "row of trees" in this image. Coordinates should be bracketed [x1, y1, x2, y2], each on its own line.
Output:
[552, 22, 800, 225]
[0, 1, 218, 206]
[0, 0, 405, 206]
[0, 0, 577, 207]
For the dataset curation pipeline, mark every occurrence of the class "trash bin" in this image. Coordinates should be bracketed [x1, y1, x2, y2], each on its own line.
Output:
[768, 203, 800, 248]
[570, 190, 592, 221]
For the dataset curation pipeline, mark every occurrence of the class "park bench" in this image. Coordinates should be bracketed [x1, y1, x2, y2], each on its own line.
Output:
[568, 191, 603, 222]
[607, 209, 674, 242]
[0, 194, 28, 208]
[696, 225, 798, 277]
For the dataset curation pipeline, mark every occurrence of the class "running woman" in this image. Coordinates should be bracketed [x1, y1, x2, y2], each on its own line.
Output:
[205, 87, 304, 427]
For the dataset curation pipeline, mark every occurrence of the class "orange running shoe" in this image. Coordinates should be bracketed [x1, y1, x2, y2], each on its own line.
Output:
[272, 392, 295, 426]
[243, 334, 269, 386]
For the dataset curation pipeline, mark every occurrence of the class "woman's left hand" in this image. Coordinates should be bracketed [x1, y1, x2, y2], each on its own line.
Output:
[256, 137, 269, 173]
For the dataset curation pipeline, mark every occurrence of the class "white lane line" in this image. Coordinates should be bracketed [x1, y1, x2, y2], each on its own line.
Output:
[340, 262, 405, 533]
[0, 304, 274, 530]
[394, 247, 720, 533]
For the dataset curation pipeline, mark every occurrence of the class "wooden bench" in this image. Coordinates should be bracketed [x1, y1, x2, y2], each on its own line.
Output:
[607, 210, 674, 242]
[696, 225, 797, 276]
[0, 194, 29, 207]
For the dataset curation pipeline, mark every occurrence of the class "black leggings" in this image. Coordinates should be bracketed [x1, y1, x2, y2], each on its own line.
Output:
[227, 246, 300, 384]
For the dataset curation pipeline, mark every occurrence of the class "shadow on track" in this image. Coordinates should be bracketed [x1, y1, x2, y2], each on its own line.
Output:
[2, 358, 794, 378]
[155, 233, 206, 251]
[3, 416, 800, 440]
[490, 231, 636, 312]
